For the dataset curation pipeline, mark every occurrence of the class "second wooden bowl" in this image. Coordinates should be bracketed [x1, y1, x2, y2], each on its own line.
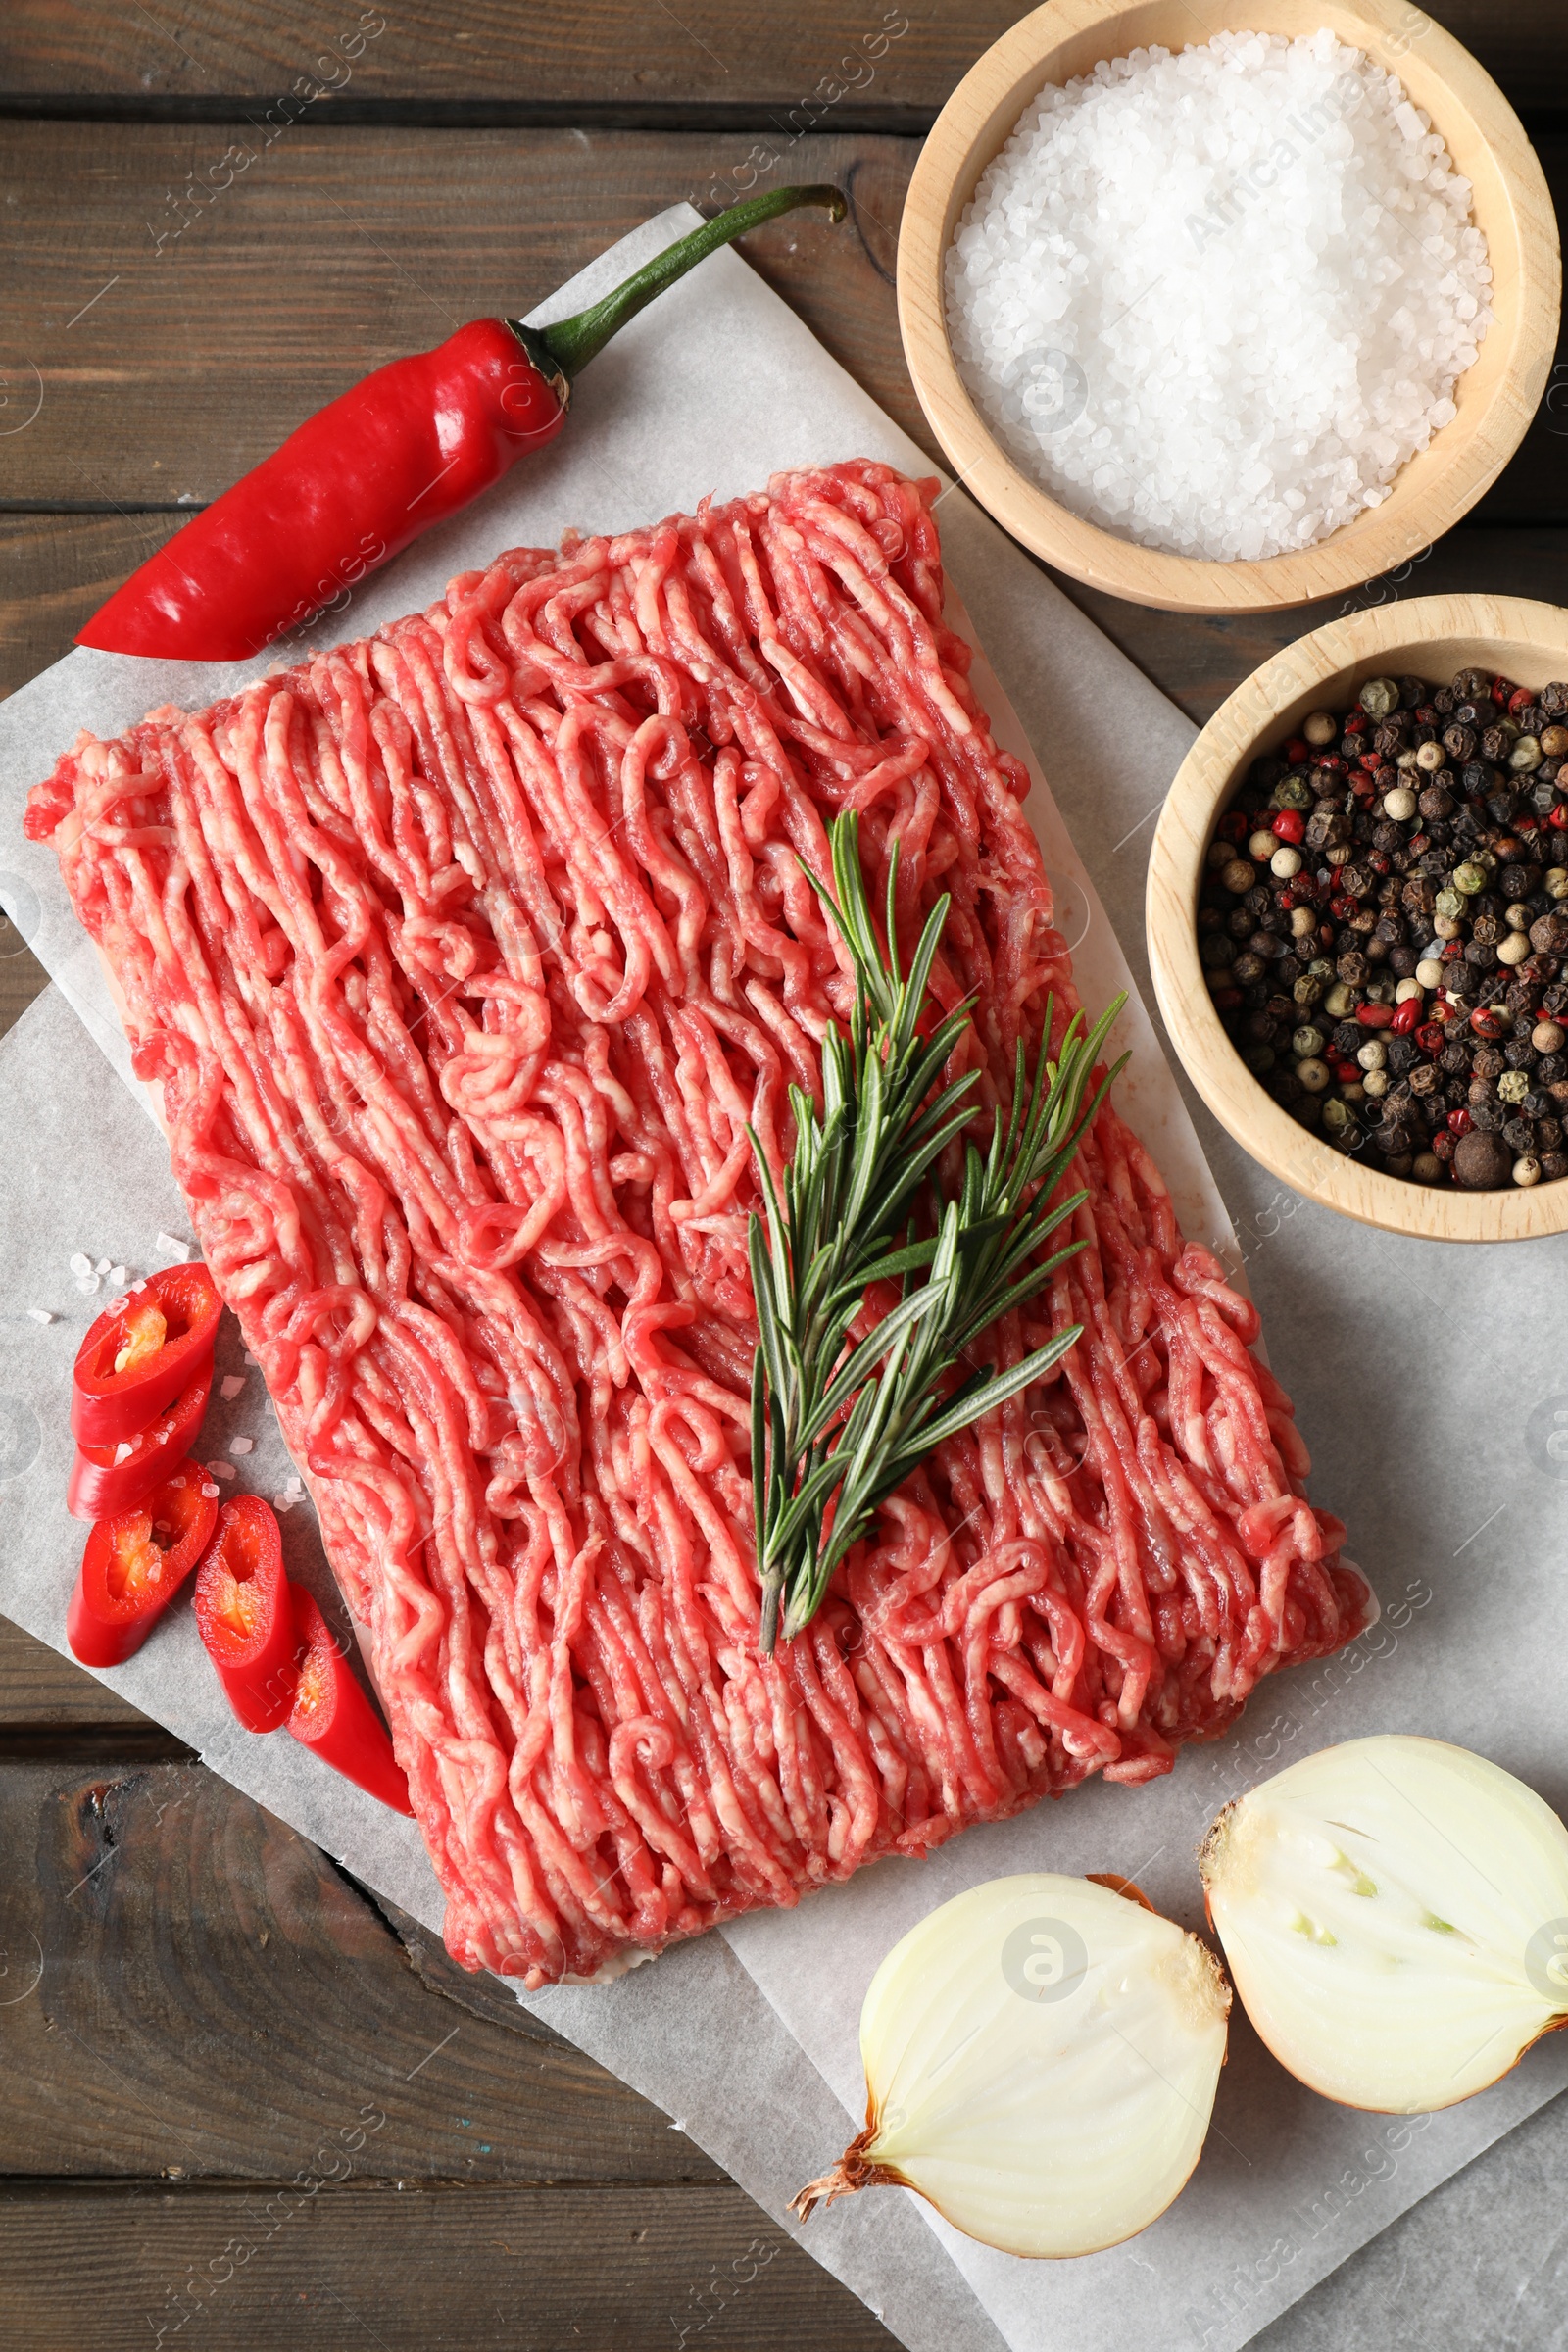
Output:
[896, 0, 1560, 615]
[1147, 595, 1568, 1242]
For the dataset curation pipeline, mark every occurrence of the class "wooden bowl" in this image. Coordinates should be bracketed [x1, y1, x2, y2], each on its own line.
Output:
[896, 0, 1560, 615]
[1147, 595, 1568, 1241]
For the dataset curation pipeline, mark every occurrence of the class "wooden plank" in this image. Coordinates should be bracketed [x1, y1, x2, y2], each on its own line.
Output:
[0, 0, 1560, 126]
[0, 1618, 158, 1733]
[1060, 522, 1568, 725]
[0, 2180, 896, 2352]
[0, 1756, 724, 2183]
[0, 123, 1561, 523]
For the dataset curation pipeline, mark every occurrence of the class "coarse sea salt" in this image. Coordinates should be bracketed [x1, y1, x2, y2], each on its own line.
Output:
[944, 28, 1494, 562]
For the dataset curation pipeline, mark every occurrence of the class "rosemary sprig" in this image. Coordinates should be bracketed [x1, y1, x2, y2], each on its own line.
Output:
[748, 811, 1128, 1655]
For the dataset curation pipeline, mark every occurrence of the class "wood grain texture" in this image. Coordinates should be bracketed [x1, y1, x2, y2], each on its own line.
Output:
[0, 0, 1560, 123]
[0, 1619, 156, 1733]
[0, 2180, 896, 2352]
[0, 1757, 722, 2182]
[0, 122, 1560, 521]
[1146, 591, 1568, 1240]
[898, 0, 1562, 613]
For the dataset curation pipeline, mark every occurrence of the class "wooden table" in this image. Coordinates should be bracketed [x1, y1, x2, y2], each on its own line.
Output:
[1, 6, 1564, 2344]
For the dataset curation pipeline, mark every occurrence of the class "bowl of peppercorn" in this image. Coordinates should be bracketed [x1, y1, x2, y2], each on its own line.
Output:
[1147, 595, 1568, 1241]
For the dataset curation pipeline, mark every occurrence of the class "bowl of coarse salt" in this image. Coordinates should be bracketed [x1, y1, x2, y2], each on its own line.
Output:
[897, 0, 1559, 614]
[1147, 593, 1568, 1242]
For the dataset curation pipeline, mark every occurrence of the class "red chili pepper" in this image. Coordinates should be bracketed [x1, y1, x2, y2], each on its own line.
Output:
[1356, 1004, 1394, 1028]
[1392, 998, 1421, 1035]
[1271, 809, 1305, 843]
[67, 1459, 218, 1668]
[76, 186, 846, 663]
[285, 1587, 413, 1814]
[71, 1262, 220, 1445]
[67, 1361, 213, 1521]
[194, 1495, 300, 1732]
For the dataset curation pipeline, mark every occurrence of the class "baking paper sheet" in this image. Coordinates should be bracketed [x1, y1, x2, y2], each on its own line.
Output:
[2, 208, 1565, 2352]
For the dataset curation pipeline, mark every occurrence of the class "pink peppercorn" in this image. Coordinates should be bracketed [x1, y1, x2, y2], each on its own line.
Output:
[1447, 1108, 1473, 1136]
[1271, 809, 1305, 844]
[1392, 999, 1421, 1036]
[1356, 1004, 1394, 1029]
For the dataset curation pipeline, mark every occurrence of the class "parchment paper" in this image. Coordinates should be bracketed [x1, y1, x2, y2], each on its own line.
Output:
[2, 207, 1565, 2352]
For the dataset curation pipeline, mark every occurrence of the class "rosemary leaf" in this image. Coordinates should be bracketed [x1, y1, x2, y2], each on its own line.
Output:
[748, 810, 1127, 1655]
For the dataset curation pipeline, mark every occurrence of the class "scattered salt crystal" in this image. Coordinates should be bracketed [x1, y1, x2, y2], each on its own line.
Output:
[25, 1308, 54, 1325]
[243, 1349, 259, 1366]
[207, 1458, 236, 1481]
[68, 1252, 92, 1278]
[229, 1437, 255, 1456]
[113, 1442, 135, 1464]
[155, 1232, 191, 1261]
[200, 1481, 220, 1499]
[108, 1266, 128, 1288]
[273, 1490, 298, 1512]
[220, 1375, 247, 1400]
[945, 28, 1493, 563]
[76, 1274, 101, 1297]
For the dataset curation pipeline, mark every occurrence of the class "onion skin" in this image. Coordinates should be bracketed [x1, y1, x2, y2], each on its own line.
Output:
[793, 1871, 1230, 2259]
[1201, 1735, 1568, 2115]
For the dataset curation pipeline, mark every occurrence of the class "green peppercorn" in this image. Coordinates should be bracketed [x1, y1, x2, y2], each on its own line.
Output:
[1497, 1068, 1531, 1104]
[1453, 862, 1487, 895]
[1293, 975, 1325, 1006]
[1435, 888, 1465, 921]
[1292, 1024, 1326, 1058]
[1274, 776, 1313, 811]
[1510, 735, 1544, 773]
[1359, 676, 1400, 719]
[1321, 1098, 1352, 1132]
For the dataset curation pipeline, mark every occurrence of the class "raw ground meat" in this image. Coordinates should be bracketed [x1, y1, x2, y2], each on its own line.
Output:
[27, 460, 1366, 1984]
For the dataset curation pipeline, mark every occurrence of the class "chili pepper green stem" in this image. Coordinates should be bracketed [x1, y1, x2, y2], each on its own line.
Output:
[536, 184, 848, 380]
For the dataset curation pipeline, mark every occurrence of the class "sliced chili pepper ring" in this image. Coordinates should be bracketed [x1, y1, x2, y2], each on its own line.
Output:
[194, 1494, 299, 1733]
[285, 1586, 413, 1814]
[72, 1262, 221, 1445]
[67, 1360, 214, 1522]
[66, 1458, 220, 1669]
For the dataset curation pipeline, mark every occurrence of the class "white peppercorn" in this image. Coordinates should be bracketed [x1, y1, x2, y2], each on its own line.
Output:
[1356, 1040, 1388, 1071]
[1415, 956, 1446, 987]
[1269, 845, 1302, 879]
[1363, 1068, 1390, 1099]
[1533, 1020, 1566, 1054]
[1496, 931, 1531, 966]
[1289, 905, 1317, 939]
[1546, 868, 1568, 901]
[1382, 786, 1418, 821]
[1415, 741, 1446, 771]
[1302, 710, 1338, 745]
[1249, 829, 1277, 860]
[1514, 1155, 1543, 1187]
[1297, 1057, 1331, 1093]
[1504, 902, 1534, 930]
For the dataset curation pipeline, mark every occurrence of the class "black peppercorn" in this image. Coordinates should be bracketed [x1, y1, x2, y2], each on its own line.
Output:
[1503, 1116, 1538, 1154]
[1386, 1037, 1418, 1074]
[1543, 1152, 1568, 1181]
[1541, 682, 1568, 719]
[1471, 1100, 1505, 1132]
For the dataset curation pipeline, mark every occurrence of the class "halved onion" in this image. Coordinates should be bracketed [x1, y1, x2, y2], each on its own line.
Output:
[792, 1872, 1230, 2259]
[1201, 1735, 1568, 2114]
